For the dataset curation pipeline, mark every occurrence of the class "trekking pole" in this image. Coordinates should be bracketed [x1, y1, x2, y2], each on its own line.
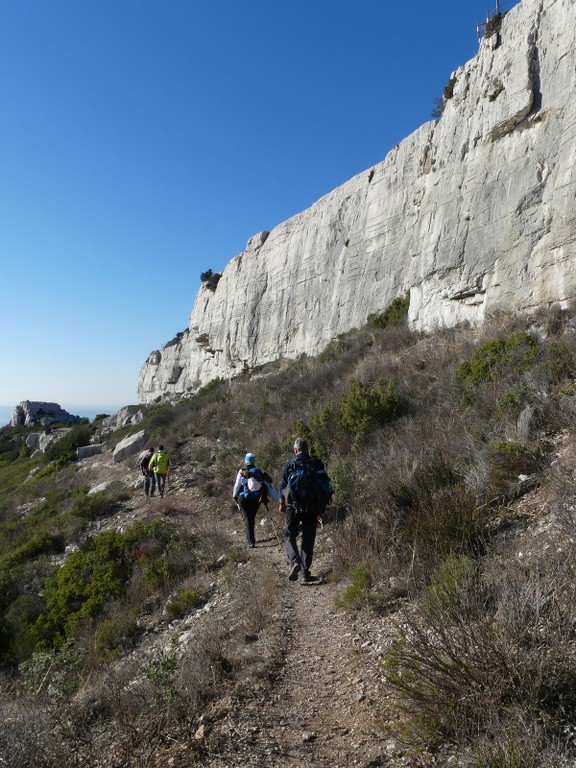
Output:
[265, 503, 282, 549]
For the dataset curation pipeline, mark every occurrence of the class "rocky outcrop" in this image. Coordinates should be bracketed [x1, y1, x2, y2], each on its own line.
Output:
[99, 406, 145, 436]
[10, 401, 82, 428]
[139, 0, 576, 404]
[112, 430, 147, 464]
[77, 445, 103, 460]
[25, 429, 71, 453]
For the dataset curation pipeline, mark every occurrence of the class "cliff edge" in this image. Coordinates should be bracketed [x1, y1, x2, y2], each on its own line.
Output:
[139, 0, 576, 404]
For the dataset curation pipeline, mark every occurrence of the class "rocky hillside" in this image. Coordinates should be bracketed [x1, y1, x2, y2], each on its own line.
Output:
[139, 0, 576, 404]
[4, 306, 576, 766]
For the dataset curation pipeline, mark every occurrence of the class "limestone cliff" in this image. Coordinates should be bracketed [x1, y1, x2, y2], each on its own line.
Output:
[139, 0, 576, 404]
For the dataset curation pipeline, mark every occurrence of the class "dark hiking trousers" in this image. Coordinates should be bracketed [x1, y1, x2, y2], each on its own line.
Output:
[143, 470, 156, 496]
[284, 504, 317, 574]
[239, 495, 260, 547]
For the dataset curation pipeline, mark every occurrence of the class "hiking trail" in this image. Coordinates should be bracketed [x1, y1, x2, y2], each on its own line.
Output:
[196, 511, 392, 768]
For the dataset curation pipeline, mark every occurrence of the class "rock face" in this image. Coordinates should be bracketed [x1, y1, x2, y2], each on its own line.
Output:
[10, 401, 82, 428]
[112, 430, 147, 464]
[99, 406, 144, 436]
[139, 0, 576, 404]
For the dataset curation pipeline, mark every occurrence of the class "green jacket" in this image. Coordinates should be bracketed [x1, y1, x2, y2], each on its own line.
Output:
[149, 450, 170, 474]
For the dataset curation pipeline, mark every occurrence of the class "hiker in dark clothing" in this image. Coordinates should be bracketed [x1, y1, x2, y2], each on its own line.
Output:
[279, 437, 332, 584]
[232, 452, 272, 548]
[138, 446, 156, 497]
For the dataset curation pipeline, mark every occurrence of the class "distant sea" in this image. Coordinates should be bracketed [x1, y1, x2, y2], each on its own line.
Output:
[0, 404, 124, 428]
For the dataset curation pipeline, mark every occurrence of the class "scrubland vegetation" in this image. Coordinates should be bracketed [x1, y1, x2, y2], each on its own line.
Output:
[2, 299, 576, 766]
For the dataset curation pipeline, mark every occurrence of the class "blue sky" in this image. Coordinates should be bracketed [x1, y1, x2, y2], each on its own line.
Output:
[0, 0, 515, 420]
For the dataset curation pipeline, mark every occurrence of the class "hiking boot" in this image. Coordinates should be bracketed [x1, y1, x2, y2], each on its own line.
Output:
[288, 563, 301, 581]
[301, 573, 321, 585]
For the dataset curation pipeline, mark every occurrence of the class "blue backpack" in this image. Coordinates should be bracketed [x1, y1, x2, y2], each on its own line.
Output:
[239, 465, 269, 506]
[287, 457, 332, 509]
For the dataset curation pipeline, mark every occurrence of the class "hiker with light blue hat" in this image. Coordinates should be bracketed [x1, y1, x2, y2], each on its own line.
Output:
[232, 452, 275, 548]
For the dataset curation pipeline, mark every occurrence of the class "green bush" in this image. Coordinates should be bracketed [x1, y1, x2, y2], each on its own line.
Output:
[422, 554, 478, 621]
[215, 446, 243, 479]
[165, 588, 201, 620]
[40, 530, 132, 642]
[455, 333, 539, 402]
[19, 642, 84, 699]
[70, 490, 118, 520]
[332, 379, 404, 438]
[93, 612, 138, 656]
[43, 424, 93, 464]
[0, 531, 66, 572]
[368, 294, 410, 330]
[443, 76, 457, 100]
[142, 538, 197, 593]
[329, 459, 355, 510]
[543, 339, 576, 386]
[3, 593, 46, 661]
[142, 644, 179, 704]
[200, 269, 222, 291]
[336, 561, 372, 609]
[310, 379, 405, 445]
[35, 521, 176, 647]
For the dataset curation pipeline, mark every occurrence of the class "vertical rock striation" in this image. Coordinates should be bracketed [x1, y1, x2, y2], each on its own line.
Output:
[139, 0, 576, 404]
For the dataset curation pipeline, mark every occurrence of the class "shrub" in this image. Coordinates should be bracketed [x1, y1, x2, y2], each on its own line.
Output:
[443, 76, 456, 100]
[36, 521, 176, 647]
[484, 12, 502, 39]
[200, 270, 222, 291]
[455, 333, 539, 402]
[543, 339, 576, 386]
[142, 644, 179, 704]
[70, 490, 118, 520]
[19, 642, 84, 699]
[336, 561, 372, 609]
[328, 459, 355, 512]
[486, 439, 543, 500]
[368, 294, 410, 330]
[382, 551, 576, 752]
[215, 446, 243, 479]
[331, 379, 405, 438]
[142, 537, 197, 593]
[306, 378, 406, 448]
[4, 593, 46, 661]
[43, 424, 93, 464]
[93, 612, 138, 656]
[165, 588, 201, 620]
[164, 330, 186, 348]
[39, 530, 133, 642]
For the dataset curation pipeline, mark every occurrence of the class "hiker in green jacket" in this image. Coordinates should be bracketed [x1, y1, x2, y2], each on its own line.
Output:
[149, 444, 170, 497]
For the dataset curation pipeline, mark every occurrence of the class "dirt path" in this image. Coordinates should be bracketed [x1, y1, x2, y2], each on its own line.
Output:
[201, 515, 389, 768]
[82, 456, 393, 766]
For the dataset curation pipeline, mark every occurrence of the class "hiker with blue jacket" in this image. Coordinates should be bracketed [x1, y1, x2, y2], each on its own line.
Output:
[279, 437, 332, 584]
[233, 452, 273, 549]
